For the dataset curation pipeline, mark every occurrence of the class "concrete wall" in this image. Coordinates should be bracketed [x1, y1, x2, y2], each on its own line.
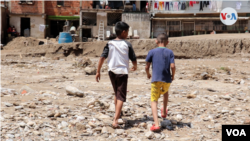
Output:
[152, 1, 250, 14]
[1, 6, 7, 44]
[10, 15, 45, 39]
[122, 13, 151, 39]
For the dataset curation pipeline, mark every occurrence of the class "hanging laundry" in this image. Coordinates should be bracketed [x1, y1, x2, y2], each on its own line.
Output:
[159, 1, 164, 10]
[216, 1, 222, 12]
[181, 2, 186, 10]
[178, 2, 182, 10]
[154, 0, 159, 9]
[186, 1, 189, 8]
[204, 1, 209, 7]
[236, 2, 242, 10]
[189, 1, 193, 7]
[170, 2, 174, 11]
[209, 0, 213, 10]
[193, 1, 196, 4]
[165, 2, 169, 10]
[200, 1, 203, 11]
[39, 24, 45, 32]
[174, 2, 179, 11]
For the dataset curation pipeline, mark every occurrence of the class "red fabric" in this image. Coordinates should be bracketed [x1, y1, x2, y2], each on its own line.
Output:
[189, 1, 193, 7]
[193, 1, 196, 4]
[154, 2, 157, 8]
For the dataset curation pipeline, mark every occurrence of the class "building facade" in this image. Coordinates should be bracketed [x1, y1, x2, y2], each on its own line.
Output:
[79, 0, 151, 41]
[9, 1, 46, 38]
[150, 1, 250, 37]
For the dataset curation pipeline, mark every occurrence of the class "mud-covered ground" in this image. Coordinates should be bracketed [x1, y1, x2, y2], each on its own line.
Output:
[1, 56, 250, 141]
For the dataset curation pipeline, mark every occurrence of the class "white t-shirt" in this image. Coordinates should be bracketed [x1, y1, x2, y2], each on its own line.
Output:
[101, 40, 137, 74]
[236, 2, 242, 10]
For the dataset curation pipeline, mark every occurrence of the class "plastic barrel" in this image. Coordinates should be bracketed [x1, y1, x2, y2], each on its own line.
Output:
[58, 32, 73, 44]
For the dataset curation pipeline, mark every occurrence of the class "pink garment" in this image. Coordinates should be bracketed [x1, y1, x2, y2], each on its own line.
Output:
[174, 2, 179, 11]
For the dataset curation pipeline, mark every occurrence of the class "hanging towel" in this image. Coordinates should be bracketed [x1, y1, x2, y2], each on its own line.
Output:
[39, 24, 45, 32]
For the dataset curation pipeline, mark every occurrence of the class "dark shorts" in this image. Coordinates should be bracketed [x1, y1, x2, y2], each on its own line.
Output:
[109, 71, 128, 102]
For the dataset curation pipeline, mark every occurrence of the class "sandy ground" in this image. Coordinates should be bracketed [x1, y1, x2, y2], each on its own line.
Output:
[1, 55, 250, 140]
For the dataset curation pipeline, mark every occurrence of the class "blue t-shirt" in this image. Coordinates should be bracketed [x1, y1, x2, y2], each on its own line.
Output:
[145, 47, 175, 83]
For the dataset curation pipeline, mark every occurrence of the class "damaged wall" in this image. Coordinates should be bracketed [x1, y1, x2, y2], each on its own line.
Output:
[122, 13, 151, 39]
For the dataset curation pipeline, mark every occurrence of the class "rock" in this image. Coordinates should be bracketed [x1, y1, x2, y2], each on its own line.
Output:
[229, 111, 235, 115]
[207, 88, 217, 92]
[19, 122, 26, 127]
[240, 79, 245, 85]
[244, 119, 250, 125]
[192, 90, 199, 95]
[28, 103, 36, 109]
[108, 103, 115, 112]
[20, 85, 36, 94]
[4, 102, 13, 107]
[221, 110, 229, 114]
[248, 86, 250, 90]
[15, 106, 23, 110]
[115, 129, 125, 135]
[85, 67, 97, 75]
[27, 121, 35, 126]
[101, 127, 108, 134]
[66, 86, 84, 97]
[33, 131, 41, 136]
[235, 108, 242, 111]
[97, 114, 110, 120]
[220, 95, 231, 101]
[61, 121, 68, 128]
[187, 94, 196, 99]
[1, 88, 18, 95]
[145, 131, 155, 139]
[138, 122, 147, 129]
[170, 120, 178, 125]
[54, 112, 61, 117]
[106, 126, 115, 134]
[88, 121, 96, 128]
[76, 123, 86, 130]
[155, 133, 161, 139]
[43, 100, 52, 105]
[47, 112, 55, 117]
[176, 114, 183, 121]
[118, 119, 124, 124]
[161, 120, 172, 128]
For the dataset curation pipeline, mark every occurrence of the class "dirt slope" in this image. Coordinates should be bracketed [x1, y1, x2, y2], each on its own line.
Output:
[2, 34, 250, 59]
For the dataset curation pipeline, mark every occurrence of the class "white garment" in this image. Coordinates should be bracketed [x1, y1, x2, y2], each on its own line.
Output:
[106, 40, 133, 74]
[211, 0, 217, 11]
[236, 2, 242, 10]
[39, 24, 45, 32]
[216, 1, 222, 12]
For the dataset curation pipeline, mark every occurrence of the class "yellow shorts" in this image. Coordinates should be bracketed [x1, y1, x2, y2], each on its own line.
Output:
[151, 82, 171, 102]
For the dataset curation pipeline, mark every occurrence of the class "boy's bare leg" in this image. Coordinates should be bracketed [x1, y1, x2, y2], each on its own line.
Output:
[151, 101, 159, 127]
[163, 92, 169, 116]
[113, 100, 123, 126]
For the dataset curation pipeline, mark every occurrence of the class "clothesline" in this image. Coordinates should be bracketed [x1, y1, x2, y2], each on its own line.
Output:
[152, 1, 242, 12]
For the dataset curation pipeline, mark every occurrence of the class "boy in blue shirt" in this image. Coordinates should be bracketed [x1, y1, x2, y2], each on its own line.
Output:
[145, 33, 176, 132]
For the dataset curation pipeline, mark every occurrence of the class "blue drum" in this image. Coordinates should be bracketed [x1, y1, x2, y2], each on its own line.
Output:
[58, 32, 73, 44]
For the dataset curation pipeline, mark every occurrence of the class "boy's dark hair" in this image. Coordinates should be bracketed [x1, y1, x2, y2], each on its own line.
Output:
[157, 33, 168, 43]
[115, 21, 129, 36]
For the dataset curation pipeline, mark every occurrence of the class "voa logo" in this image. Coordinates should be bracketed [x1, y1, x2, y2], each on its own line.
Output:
[226, 129, 246, 136]
[220, 7, 238, 26]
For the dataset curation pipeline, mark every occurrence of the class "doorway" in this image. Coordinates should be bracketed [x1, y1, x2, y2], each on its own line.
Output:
[21, 18, 30, 36]
[182, 22, 195, 36]
[82, 28, 91, 42]
[140, 1, 147, 12]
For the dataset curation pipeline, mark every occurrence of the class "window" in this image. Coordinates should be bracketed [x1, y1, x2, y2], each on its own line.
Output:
[19, 0, 34, 5]
[57, 0, 64, 6]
